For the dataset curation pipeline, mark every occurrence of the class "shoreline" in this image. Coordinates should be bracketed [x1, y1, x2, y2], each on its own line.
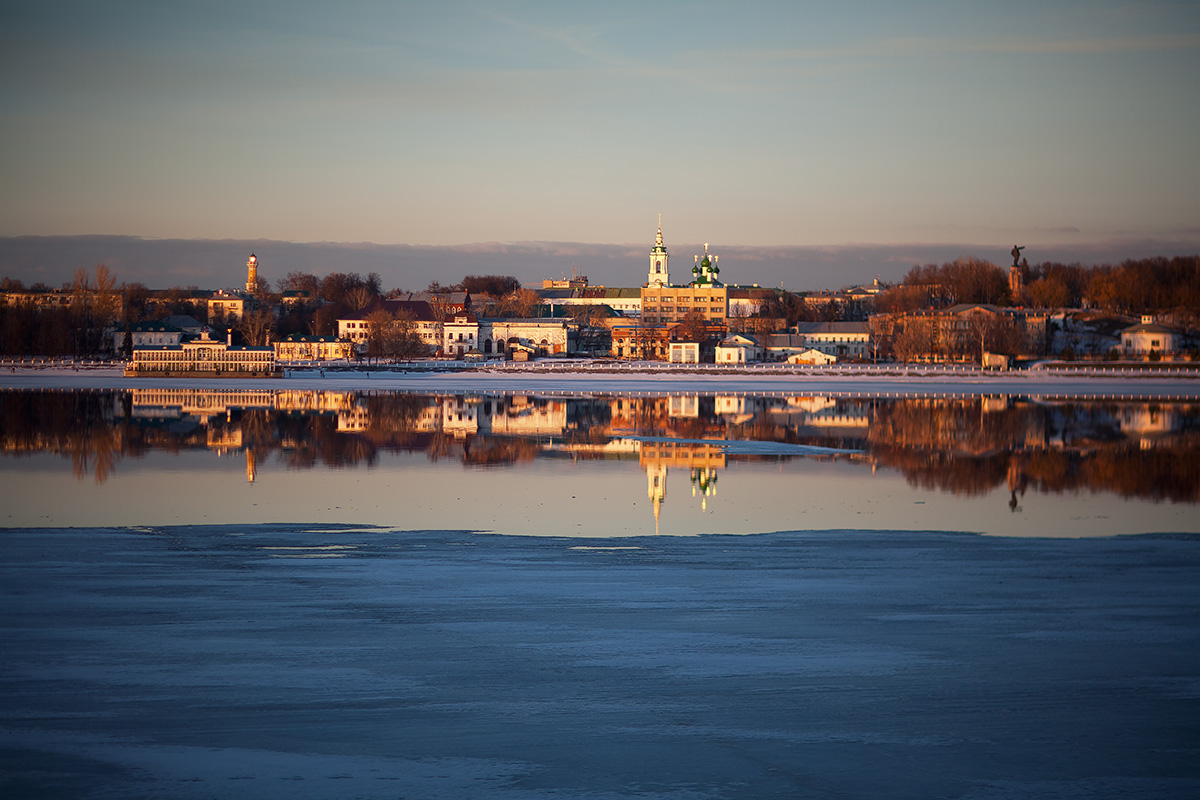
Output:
[1, 364, 1199, 397]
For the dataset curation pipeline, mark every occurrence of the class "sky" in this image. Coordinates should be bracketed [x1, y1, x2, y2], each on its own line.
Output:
[1, 1, 1198, 288]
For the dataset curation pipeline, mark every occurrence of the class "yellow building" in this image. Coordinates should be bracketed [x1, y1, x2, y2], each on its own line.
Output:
[641, 241, 728, 326]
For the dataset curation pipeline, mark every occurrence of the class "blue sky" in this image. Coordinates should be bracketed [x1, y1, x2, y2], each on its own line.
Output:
[2, 1, 1197, 262]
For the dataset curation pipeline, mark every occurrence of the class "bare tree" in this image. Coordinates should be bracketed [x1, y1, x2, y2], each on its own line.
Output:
[236, 308, 276, 347]
[675, 310, 710, 343]
[346, 285, 375, 313]
[365, 309, 397, 362]
[496, 288, 541, 318]
[893, 317, 936, 364]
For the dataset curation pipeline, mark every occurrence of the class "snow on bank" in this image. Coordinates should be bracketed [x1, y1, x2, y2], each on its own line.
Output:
[0, 363, 1198, 398]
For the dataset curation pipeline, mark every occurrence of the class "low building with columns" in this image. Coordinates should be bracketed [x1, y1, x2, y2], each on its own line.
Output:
[443, 312, 574, 358]
[125, 330, 278, 377]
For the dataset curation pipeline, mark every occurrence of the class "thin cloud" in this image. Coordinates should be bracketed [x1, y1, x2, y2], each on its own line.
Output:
[738, 33, 1200, 63]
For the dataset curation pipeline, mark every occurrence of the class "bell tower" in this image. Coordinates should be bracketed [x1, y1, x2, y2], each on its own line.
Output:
[647, 215, 669, 287]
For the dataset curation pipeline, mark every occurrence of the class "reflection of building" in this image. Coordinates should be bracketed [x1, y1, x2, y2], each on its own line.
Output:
[436, 395, 569, 439]
[130, 388, 276, 419]
[639, 441, 727, 530]
[669, 395, 699, 418]
[483, 397, 567, 436]
[1118, 404, 1181, 446]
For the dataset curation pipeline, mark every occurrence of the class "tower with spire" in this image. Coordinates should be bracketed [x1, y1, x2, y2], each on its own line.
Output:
[647, 215, 670, 287]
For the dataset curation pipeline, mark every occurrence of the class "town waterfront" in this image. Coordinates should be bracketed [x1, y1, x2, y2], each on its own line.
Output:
[2, 380, 1199, 798]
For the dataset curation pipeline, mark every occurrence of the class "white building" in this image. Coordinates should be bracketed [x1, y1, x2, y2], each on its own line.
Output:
[125, 330, 278, 377]
[786, 348, 838, 365]
[668, 342, 700, 363]
[443, 313, 574, 358]
[715, 334, 763, 364]
[1121, 316, 1179, 356]
[338, 300, 442, 353]
[274, 335, 352, 362]
[792, 321, 870, 359]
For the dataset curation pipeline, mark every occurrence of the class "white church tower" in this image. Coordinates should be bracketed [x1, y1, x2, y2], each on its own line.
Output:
[647, 215, 670, 287]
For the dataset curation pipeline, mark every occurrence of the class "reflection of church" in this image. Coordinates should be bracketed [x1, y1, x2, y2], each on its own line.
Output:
[641, 441, 726, 532]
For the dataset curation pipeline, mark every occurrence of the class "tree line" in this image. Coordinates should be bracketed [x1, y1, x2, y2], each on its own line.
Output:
[0, 266, 530, 357]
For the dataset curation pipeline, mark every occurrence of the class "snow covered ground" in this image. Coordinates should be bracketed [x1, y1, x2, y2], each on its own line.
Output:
[1, 525, 1197, 799]
[1, 363, 1198, 397]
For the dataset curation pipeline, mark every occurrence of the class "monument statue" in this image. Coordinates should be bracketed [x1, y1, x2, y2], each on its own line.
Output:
[1011, 245, 1025, 267]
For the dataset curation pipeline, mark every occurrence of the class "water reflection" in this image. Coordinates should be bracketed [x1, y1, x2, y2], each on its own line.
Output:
[2, 388, 1198, 530]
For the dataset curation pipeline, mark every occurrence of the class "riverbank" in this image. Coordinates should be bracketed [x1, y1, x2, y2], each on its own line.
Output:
[1, 362, 1199, 398]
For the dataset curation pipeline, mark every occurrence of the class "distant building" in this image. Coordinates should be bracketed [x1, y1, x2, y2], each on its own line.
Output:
[611, 324, 672, 360]
[668, 341, 701, 364]
[125, 330, 278, 377]
[111, 320, 185, 352]
[443, 312, 574, 358]
[1121, 315, 1179, 356]
[786, 348, 838, 365]
[274, 334, 352, 362]
[641, 241, 729, 327]
[111, 315, 207, 354]
[792, 321, 871, 359]
[537, 286, 642, 317]
[799, 281, 884, 321]
[207, 289, 252, 323]
[715, 334, 763, 364]
[338, 300, 442, 353]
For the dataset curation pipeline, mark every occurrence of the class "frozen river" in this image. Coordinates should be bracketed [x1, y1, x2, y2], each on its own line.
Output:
[2, 525, 1198, 799]
[1, 379, 1198, 797]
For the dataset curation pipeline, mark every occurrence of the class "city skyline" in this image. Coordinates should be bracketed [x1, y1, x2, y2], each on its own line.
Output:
[3, 1, 1197, 262]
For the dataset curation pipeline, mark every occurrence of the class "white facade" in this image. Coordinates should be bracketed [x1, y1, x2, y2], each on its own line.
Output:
[125, 331, 277, 376]
[1121, 316, 1179, 355]
[482, 319, 572, 357]
[443, 315, 573, 358]
[443, 314, 481, 357]
[793, 322, 870, 358]
[787, 348, 838, 365]
[715, 334, 763, 364]
[669, 342, 700, 363]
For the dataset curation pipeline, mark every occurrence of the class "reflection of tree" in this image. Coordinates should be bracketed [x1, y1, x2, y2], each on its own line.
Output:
[5, 390, 1199, 506]
[869, 399, 1200, 503]
[461, 436, 541, 467]
[0, 391, 131, 484]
